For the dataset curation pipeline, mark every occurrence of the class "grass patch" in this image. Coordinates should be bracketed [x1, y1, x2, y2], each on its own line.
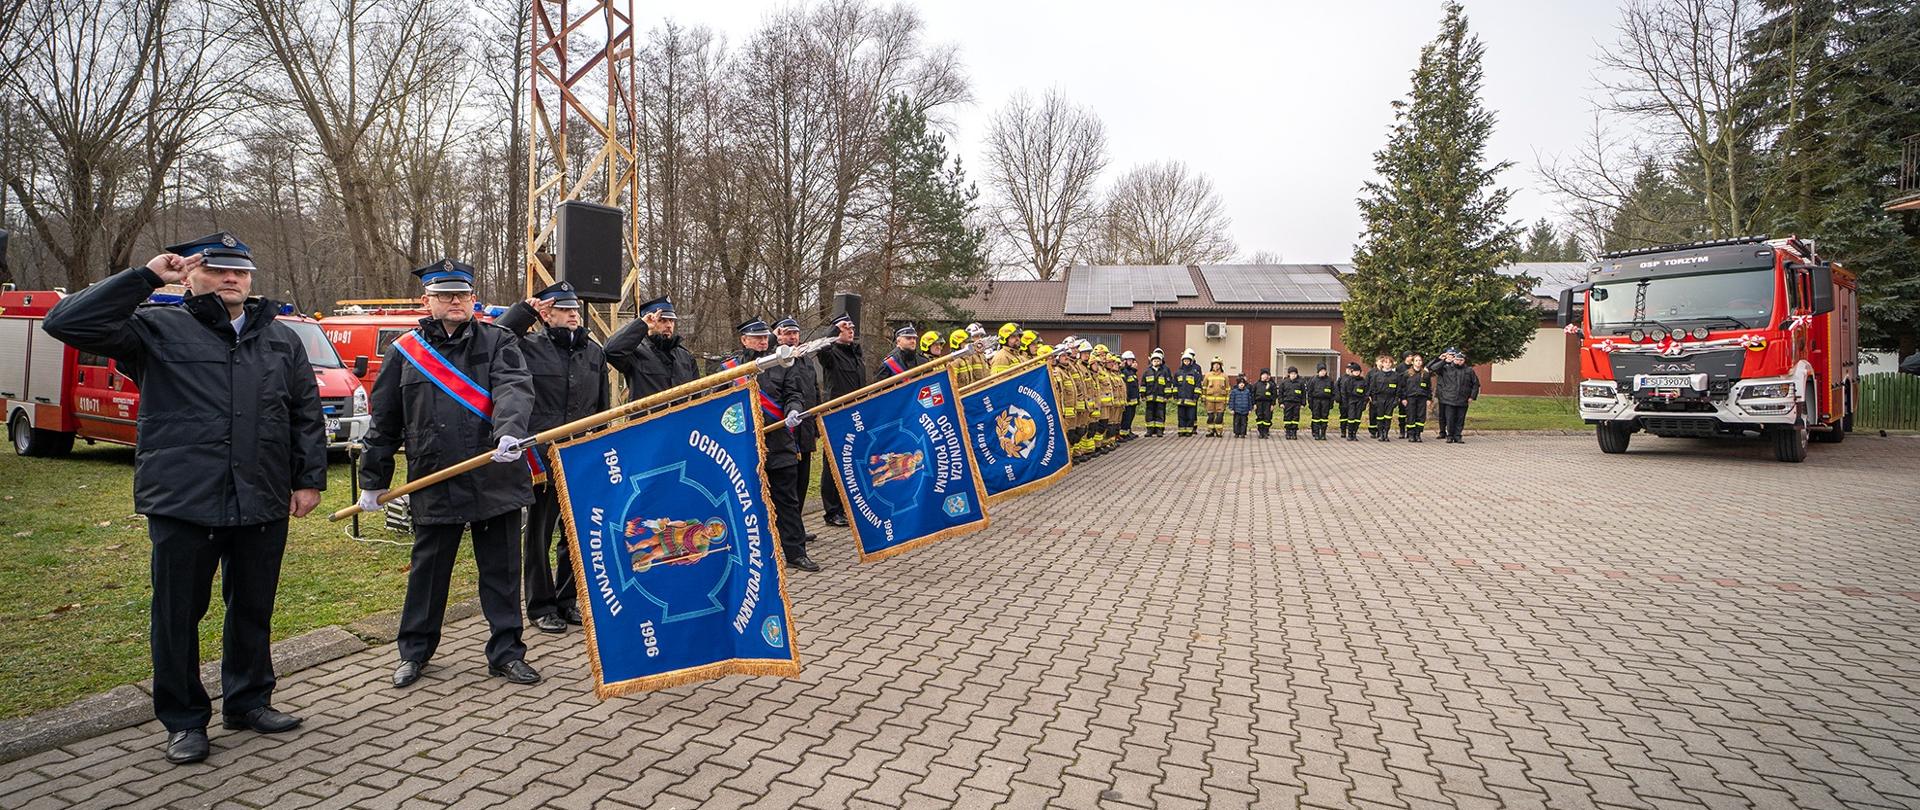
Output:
[0, 444, 475, 720]
[1462, 395, 1586, 431]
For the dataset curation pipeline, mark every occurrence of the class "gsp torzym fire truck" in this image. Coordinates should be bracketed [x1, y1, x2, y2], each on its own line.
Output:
[1557, 236, 1858, 463]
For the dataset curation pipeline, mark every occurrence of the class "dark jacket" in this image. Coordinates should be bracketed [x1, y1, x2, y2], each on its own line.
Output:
[1401, 368, 1434, 400]
[817, 339, 866, 398]
[1307, 374, 1337, 403]
[1277, 377, 1308, 405]
[1251, 378, 1279, 406]
[495, 302, 610, 433]
[359, 318, 535, 524]
[1433, 361, 1481, 405]
[786, 350, 822, 449]
[874, 346, 922, 382]
[42, 267, 328, 526]
[1335, 373, 1368, 405]
[1121, 366, 1140, 403]
[1141, 362, 1172, 401]
[1366, 368, 1404, 403]
[604, 319, 698, 400]
[735, 346, 807, 469]
[1228, 386, 1253, 414]
[1174, 361, 1202, 403]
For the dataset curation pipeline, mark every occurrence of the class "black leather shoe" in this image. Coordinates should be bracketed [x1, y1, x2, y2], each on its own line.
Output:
[804, 532, 818, 543]
[489, 659, 542, 684]
[562, 605, 583, 625]
[393, 659, 426, 689]
[787, 554, 822, 573]
[164, 728, 208, 765]
[823, 515, 849, 527]
[222, 706, 301, 734]
[532, 614, 567, 634]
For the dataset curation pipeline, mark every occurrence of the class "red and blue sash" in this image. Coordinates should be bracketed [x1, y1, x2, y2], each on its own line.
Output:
[723, 357, 787, 425]
[392, 330, 545, 483]
[883, 355, 906, 376]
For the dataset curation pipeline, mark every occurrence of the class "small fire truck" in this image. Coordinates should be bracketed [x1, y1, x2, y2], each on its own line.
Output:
[0, 285, 371, 456]
[1557, 236, 1858, 463]
[322, 299, 503, 392]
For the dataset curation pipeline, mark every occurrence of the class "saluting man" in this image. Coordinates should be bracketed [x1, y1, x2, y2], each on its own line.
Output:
[728, 319, 816, 571]
[495, 282, 609, 634]
[358, 259, 542, 689]
[815, 313, 863, 527]
[606, 296, 697, 400]
[43, 232, 327, 765]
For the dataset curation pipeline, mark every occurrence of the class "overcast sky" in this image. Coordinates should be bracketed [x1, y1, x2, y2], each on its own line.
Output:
[636, 0, 1627, 263]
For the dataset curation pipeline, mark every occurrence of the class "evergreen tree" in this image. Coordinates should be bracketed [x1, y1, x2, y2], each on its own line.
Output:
[874, 95, 989, 324]
[1602, 157, 1711, 252]
[1343, 2, 1533, 363]
[1518, 218, 1582, 261]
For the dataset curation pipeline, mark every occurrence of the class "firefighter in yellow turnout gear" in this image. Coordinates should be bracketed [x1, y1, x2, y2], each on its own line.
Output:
[1201, 358, 1231, 437]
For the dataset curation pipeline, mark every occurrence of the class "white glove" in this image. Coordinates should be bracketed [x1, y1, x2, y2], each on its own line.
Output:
[356, 489, 387, 513]
[783, 411, 804, 430]
[491, 435, 525, 463]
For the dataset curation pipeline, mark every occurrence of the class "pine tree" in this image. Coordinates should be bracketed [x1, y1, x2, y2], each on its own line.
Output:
[1602, 157, 1711, 252]
[1343, 1, 1533, 363]
[874, 95, 989, 325]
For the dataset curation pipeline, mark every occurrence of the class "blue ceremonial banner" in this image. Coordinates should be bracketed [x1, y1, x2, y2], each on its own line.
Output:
[548, 384, 801, 698]
[820, 368, 991, 563]
[961, 360, 1072, 503]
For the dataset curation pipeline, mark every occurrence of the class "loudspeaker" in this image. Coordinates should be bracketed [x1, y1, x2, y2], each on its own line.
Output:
[835, 292, 861, 333]
[0, 229, 10, 274]
[555, 201, 623, 302]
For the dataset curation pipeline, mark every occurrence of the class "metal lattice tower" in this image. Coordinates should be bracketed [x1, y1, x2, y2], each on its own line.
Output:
[525, 0, 641, 339]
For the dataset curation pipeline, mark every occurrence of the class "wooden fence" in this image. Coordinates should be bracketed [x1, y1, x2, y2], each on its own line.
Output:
[1858, 372, 1920, 431]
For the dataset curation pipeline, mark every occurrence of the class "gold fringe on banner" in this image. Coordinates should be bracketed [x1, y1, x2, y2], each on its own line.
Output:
[547, 381, 804, 700]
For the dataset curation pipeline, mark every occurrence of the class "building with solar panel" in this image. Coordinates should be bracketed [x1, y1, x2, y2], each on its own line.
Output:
[940, 262, 1588, 397]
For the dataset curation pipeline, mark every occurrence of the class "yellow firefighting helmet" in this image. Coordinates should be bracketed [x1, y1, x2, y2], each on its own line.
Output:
[1035, 344, 1054, 357]
[998, 322, 1019, 341]
[920, 330, 940, 352]
[1019, 330, 1038, 349]
[948, 328, 969, 350]
[1093, 344, 1110, 356]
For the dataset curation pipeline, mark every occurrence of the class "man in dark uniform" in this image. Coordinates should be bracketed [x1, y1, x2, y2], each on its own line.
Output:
[43, 232, 326, 765]
[1400, 353, 1433, 442]
[775, 316, 821, 547]
[876, 324, 922, 380]
[1174, 350, 1202, 437]
[1278, 367, 1308, 440]
[495, 282, 609, 633]
[358, 259, 541, 689]
[1118, 350, 1140, 440]
[1336, 361, 1368, 441]
[1139, 349, 1171, 436]
[1306, 363, 1336, 440]
[728, 318, 816, 571]
[1250, 368, 1278, 438]
[1433, 347, 1481, 443]
[814, 313, 863, 527]
[606, 296, 697, 400]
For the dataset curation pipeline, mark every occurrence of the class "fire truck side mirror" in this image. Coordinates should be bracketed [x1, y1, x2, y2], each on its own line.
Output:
[353, 355, 370, 378]
[1556, 290, 1573, 328]
[1808, 264, 1835, 316]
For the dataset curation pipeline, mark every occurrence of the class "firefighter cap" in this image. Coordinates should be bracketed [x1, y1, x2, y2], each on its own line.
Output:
[774, 316, 801, 332]
[165, 231, 255, 272]
[893, 324, 918, 340]
[638, 295, 677, 319]
[1120, 350, 1136, 360]
[948, 329, 969, 350]
[737, 317, 772, 337]
[534, 281, 581, 309]
[411, 258, 475, 293]
[919, 330, 941, 352]
[1181, 348, 1196, 359]
[1035, 344, 1053, 357]
[998, 322, 1020, 341]
[1019, 330, 1038, 349]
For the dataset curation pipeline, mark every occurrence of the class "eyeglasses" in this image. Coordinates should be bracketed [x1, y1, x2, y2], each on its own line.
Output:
[429, 292, 475, 303]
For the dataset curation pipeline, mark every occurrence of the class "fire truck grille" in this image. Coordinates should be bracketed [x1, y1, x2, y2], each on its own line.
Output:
[1639, 416, 1719, 437]
[320, 397, 350, 417]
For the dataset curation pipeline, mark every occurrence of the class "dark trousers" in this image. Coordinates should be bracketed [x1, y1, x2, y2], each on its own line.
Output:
[819, 455, 844, 521]
[148, 516, 287, 733]
[401, 511, 525, 667]
[795, 449, 814, 525]
[1403, 398, 1429, 437]
[524, 484, 574, 620]
[766, 463, 808, 561]
[1308, 401, 1332, 438]
[1145, 401, 1166, 432]
[1281, 403, 1302, 437]
[1177, 403, 1198, 434]
[1340, 399, 1366, 437]
[1231, 412, 1249, 436]
[1121, 404, 1136, 433]
[1369, 398, 1396, 437]
[1253, 403, 1273, 435]
[1439, 402, 1468, 439]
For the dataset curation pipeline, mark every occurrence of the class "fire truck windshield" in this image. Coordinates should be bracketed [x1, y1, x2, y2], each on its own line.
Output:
[281, 320, 345, 368]
[1589, 267, 1775, 333]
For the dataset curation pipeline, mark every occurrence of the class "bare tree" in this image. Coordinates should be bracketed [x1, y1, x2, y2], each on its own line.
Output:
[981, 89, 1107, 280]
[1093, 160, 1237, 266]
[1244, 249, 1283, 264]
[0, 0, 231, 288]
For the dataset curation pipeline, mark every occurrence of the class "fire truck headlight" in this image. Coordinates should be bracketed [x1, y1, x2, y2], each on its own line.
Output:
[1579, 383, 1615, 400]
[1739, 382, 1794, 400]
[352, 387, 369, 415]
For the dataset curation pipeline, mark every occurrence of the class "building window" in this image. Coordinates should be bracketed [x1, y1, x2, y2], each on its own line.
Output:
[1078, 333, 1122, 354]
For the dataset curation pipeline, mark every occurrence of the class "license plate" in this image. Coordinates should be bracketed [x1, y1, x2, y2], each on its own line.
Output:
[1635, 375, 1696, 390]
[326, 418, 340, 435]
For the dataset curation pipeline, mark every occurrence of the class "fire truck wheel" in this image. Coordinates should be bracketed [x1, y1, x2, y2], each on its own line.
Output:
[1771, 418, 1809, 463]
[1595, 421, 1631, 454]
[8, 412, 73, 458]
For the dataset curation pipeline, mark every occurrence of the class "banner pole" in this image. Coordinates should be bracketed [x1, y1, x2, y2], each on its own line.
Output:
[758, 337, 999, 435]
[330, 336, 838, 522]
[958, 354, 1051, 396]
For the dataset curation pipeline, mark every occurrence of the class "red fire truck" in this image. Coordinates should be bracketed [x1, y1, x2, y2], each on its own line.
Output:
[321, 299, 503, 391]
[0, 286, 371, 456]
[1557, 236, 1858, 462]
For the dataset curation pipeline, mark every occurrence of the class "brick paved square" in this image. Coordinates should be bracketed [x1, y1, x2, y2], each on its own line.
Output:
[2, 435, 1917, 808]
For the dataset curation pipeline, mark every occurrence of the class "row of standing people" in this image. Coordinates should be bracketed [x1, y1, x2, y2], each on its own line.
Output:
[1135, 349, 1482, 441]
